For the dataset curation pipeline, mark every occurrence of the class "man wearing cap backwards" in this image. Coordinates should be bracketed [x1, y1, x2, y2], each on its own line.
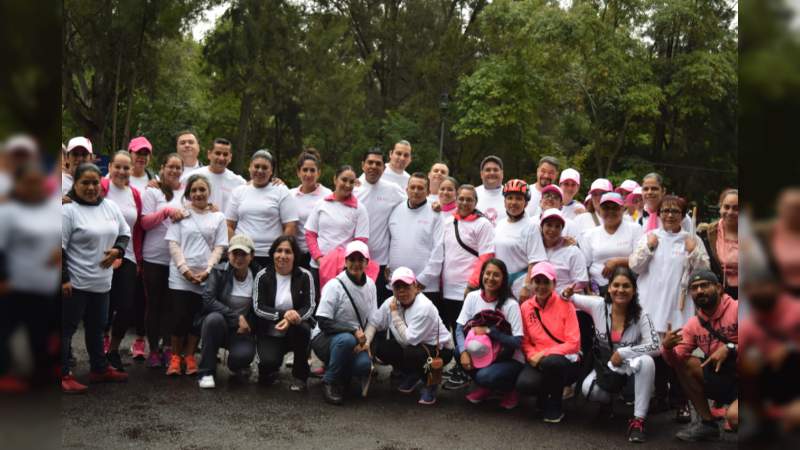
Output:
[365, 267, 454, 405]
[662, 270, 738, 442]
[525, 156, 560, 218]
[355, 148, 406, 303]
[311, 240, 377, 405]
[62, 136, 94, 196]
[475, 155, 505, 226]
[558, 168, 586, 220]
[180, 138, 245, 214]
[125, 136, 158, 192]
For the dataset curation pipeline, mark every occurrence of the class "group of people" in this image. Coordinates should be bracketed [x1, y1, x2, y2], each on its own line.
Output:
[49, 131, 743, 443]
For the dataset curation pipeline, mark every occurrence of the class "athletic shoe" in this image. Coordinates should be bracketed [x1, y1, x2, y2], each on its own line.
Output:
[61, 375, 88, 394]
[0, 375, 29, 394]
[310, 366, 325, 378]
[465, 386, 491, 404]
[166, 355, 182, 376]
[442, 368, 470, 390]
[627, 418, 646, 443]
[360, 365, 374, 397]
[106, 350, 125, 372]
[499, 390, 520, 410]
[89, 367, 128, 383]
[161, 347, 173, 367]
[676, 421, 721, 442]
[290, 378, 307, 392]
[130, 338, 147, 360]
[322, 382, 343, 405]
[710, 404, 728, 419]
[418, 385, 437, 405]
[284, 352, 294, 368]
[146, 351, 162, 369]
[397, 374, 422, 394]
[198, 375, 215, 389]
[543, 397, 564, 423]
[184, 355, 198, 375]
[102, 334, 110, 354]
[675, 402, 692, 424]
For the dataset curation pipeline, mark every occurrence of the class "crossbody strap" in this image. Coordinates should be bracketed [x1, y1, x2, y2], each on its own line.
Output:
[454, 219, 479, 257]
[337, 279, 365, 329]
[534, 307, 564, 344]
[698, 317, 731, 345]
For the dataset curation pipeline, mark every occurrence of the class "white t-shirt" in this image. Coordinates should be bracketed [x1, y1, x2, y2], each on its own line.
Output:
[62, 200, 131, 293]
[231, 270, 254, 298]
[181, 161, 204, 179]
[129, 173, 150, 192]
[525, 184, 544, 218]
[579, 221, 643, 288]
[369, 293, 452, 347]
[226, 184, 299, 257]
[475, 184, 506, 226]
[529, 211, 580, 240]
[141, 187, 185, 265]
[562, 200, 584, 220]
[427, 193, 439, 203]
[180, 166, 245, 214]
[546, 242, 589, 293]
[456, 290, 525, 363]
[165, 210, 228, 294]
[381, 168, 410, 189]
[311, 272, 377, 340]
[104, 183, 139, 264]
[494, 217, 547, 275]
[304, 199, 370, 269]
[61, 173, 73, 196]
[354, 178, 406, 266]
[387, 201, 444, 292]
[441, 215, 495, 300]
[274, 273, 293, 311]
[0, 199, 62, 294]
[0, 172, 11, 197]
[290, 185, 332, 253]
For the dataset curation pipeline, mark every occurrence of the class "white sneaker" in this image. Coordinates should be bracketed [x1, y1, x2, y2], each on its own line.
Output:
[198, 375, 215, 389]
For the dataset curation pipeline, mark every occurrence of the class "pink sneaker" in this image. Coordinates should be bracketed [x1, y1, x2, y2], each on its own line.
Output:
[161, 347, 173, 367]
[102, 334, 110, 354]
[130, 338, 147, 360]
[465, 386, 491, 404]
[147, 351, 162, 368]
[499, 390, 519, 410]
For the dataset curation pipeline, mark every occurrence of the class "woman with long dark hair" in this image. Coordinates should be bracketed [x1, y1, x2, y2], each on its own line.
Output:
[562, 267, 660, 443]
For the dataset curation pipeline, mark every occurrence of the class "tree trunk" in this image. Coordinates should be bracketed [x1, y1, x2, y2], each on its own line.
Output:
[122, 68, 136, 150]
[110, 52, 122, 152]
[234, 92, 254, 174]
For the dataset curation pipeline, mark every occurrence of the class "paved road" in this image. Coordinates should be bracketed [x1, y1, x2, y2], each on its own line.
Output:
[62, 334, 737, 449]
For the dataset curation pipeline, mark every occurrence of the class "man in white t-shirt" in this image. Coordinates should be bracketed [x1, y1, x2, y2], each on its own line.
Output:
[559, 168, 586, 219]
[475, 155, 505, 226]
[62, 136, 94, 196]
[427, 162, 449, 202]
[175, 130, 204, 176]
[381, 140, 413, 189]
[355, 148, 406, 303]
[525, 155, 560, 218]
[181, 138, 245, 214]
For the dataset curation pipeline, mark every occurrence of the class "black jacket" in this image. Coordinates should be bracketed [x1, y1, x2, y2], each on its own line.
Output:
[193, 261, 262, 330]
[252, 264, 316, 337]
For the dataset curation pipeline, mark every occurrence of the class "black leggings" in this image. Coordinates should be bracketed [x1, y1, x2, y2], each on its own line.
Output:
[516, 355, 581, 404]
[169, 289, 202, 337]
[257, 323, 312, 381]
[655, 353, 686, 406]
[109, 259, 137, 341]
[439, 298, 464, 334]
[373, 333, 453, 381]
[0, 291, 58, 386]
[143, 262, 171, 350]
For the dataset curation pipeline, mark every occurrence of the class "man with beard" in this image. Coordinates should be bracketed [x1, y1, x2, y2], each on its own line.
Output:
[662, 270, 738, 442]
[525, 156, 560, 218]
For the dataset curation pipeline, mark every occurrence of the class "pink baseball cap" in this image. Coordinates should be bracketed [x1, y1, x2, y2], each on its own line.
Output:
[390, 266, 416, 285]
[67, 136, 93, 154]
[344, 240, 370, 259]
[559, 168, 580, 185]
[464, 330, 498, 369]
[632, 186, 642, 196]
[600, 192, 624, 206]
[624, 192, 640, 206]
[530, 261, 557, 282]
[589, 178, 613, 194]
[616, 179, 640, 194]
[128, 136, 153, 153]
[540, 208, 565, 227]
[540, 184, 563, 200]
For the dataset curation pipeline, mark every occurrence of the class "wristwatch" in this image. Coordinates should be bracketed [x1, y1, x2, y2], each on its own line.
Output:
[725, 342, 736, 351]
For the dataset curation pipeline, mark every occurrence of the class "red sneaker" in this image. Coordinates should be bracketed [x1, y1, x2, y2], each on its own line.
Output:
[499, 389, 520, 410]
[61, 375, 88, 394]
[130, 338, 147, 360]
[0, 375, 29, 394]
[184, 355, 198, 375]
[89, 367, 129, 383]
[465, 386, 492, 404]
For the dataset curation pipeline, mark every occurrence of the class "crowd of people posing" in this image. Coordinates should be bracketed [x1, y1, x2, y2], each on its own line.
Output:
[51, 132, 741, 444]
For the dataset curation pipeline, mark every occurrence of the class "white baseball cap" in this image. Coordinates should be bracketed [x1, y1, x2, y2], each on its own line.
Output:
[67, 136, 93, 154]
[589, 178, 613, 194]
[540, 208, 565, 227]
[617, 179, 640, 193]
[559, 168, 580, 185]
[345, 240, 370, 259]
[600, 192, 624, 206]
[390, 267, 416, 285]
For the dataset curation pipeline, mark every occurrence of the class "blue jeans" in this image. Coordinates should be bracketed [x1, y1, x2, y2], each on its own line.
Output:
[318, 332, 371, 385]
[62, 289, 110, 375]
[471, 360, 524, 392]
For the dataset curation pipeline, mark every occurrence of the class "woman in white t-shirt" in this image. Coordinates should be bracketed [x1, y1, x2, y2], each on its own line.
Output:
[61, 163, 131, 393]
[579, 193, 643, 295]
[537, 208, 588, 294]
[304, 165, 370, 287]
[289, 150, 332, 270]
[165, 174, 228, 377]
[435, 176, 458, 222]
[101, 151, 144, 372]
[140, 153, 185, 368]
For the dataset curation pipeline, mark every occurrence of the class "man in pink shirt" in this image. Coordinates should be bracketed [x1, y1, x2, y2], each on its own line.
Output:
[662, 270, 738, 442]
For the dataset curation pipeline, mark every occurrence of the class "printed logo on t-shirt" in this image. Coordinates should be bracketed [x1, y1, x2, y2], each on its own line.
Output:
[484, 208, 498, 226]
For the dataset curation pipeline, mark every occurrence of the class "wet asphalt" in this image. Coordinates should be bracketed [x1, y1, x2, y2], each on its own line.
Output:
[61, 333, 737, 449]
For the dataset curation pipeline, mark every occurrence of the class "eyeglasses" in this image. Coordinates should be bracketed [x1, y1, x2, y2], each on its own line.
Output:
[659, 208, 682, 216]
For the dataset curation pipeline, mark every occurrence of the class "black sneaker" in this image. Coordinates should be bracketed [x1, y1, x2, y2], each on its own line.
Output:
[675, 402, 692, 424]
[676, 420, 720, 442]
[627, 418, 646, 443]
[322, 382, 343, 405]
[442, 369, 470, 390]
[543, 396, 564, 423]
[106, 351, 125, 372]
